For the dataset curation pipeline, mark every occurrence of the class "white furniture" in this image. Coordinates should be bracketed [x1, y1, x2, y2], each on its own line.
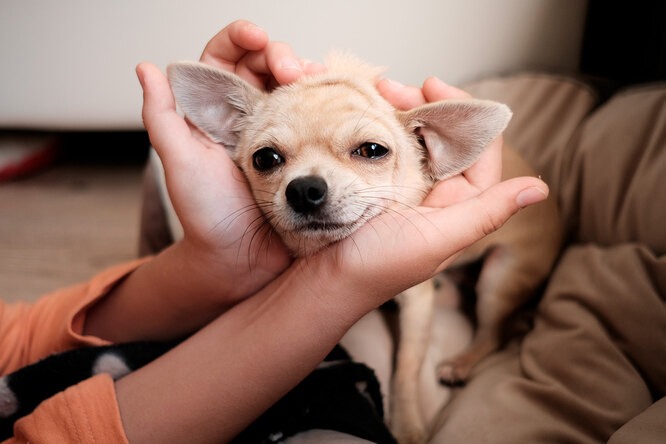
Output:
[0, 0, 588, 130]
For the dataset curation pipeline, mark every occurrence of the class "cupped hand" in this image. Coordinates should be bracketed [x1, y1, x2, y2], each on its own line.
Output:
[377, 76, 503, 206]
[137, 20, 508, 304]
[135, 20, 327, 301]
[137, 62, 290, 300]
[138, 21, 329, 301]
[146, 21, 330, 300]
[301, 75, 532, 313]
[200, 19, 325, 89]
[309, 175, 548, 314]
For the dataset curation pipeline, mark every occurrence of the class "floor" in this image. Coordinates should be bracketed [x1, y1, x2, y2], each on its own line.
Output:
[0, 132, 149, 303]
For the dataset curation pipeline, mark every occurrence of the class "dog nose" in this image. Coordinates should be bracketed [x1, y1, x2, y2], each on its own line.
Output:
[285, 175, 328, 214]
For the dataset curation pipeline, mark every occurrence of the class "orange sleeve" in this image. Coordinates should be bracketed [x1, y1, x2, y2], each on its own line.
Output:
[4, 373, 129, 444]
[0, 258, 150, 375]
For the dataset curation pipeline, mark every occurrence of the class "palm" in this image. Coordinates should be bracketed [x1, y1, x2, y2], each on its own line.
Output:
[142, 64, 290, 295]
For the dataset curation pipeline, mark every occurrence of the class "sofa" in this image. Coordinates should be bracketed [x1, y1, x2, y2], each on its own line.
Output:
[417, 72, 666, 443]
[137, 3, 666, 439]
[138, 70, 665, 443]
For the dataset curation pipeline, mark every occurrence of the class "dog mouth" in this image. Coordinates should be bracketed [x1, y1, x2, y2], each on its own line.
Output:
[302, 220, 347, 232]
[277, 201, 388, 256]
[291, 206, 376, 236]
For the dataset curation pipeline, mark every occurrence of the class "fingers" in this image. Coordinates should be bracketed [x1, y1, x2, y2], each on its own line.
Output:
[427, 177, 548, 274]
[455, 177, 548, 240]
[463, 135, 504, 190]
[136, 62, 193, 166]
[200, 20, 268, 71]
[376, 75, 472, 110]
[421, 76, 502, 191]
[337, 176, 549, 302]
[302, 59, 327, 75]
[240, 41, 305, 87]
[427, 176, 548, 272]
[376, 78, 426, 110]
[200, 20, 270, 89]
[421, 175, 478, 208]
[201, 20, 325, 90]
[421, 76, 471, 100]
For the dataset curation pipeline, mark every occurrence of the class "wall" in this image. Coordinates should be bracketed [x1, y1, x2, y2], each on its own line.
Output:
[0, 0, 588, 130]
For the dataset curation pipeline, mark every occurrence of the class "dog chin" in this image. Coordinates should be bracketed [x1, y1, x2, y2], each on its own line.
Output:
[282, 220, 364, 257]
[279, 206, 380, 256]
[282, 227, 348, 257]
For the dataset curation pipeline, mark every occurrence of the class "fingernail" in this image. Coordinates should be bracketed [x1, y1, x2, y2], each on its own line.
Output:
[384, 78, 405, 88]
[279, 57, 302, 71]
[516, 187, 547, 208]
[136, 67, 145, 88]
[430, 76, 448, 87]
[301, 59, 326, 74]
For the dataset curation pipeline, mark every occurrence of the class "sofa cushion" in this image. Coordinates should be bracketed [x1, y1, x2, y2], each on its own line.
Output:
[559, 85, 666, 250]
[463, 73, 599, 190]
[432, 243, 666, 443]
[465, 75, 666, 251]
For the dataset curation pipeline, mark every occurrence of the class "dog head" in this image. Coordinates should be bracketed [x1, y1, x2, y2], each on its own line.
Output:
[167, 53, 511, 256]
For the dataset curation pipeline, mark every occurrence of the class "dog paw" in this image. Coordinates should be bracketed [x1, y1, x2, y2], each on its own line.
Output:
[436, 361, 470, 387]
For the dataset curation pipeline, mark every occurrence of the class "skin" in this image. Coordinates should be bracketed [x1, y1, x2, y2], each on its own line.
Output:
[82, 20, 548, 443]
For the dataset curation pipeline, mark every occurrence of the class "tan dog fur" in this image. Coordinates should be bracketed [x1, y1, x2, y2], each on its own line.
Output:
[167, 53, 561, 444]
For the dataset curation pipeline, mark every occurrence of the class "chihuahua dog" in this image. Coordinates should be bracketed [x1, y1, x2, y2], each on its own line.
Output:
[167, 53, 561, 444]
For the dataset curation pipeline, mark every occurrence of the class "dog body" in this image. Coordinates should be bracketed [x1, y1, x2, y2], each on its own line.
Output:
[391, 147, 561, 442]
[167, 54, 560, 444]
[437, 147, 562, 382]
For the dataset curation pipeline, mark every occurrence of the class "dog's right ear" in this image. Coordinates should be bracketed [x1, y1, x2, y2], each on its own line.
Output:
[397, 99, 512, 180]
[167, 62, 264, 154]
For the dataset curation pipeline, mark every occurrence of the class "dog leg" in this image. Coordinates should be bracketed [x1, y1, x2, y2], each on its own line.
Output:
[391, 280, 435, 444]
[437, 247, 538, 385]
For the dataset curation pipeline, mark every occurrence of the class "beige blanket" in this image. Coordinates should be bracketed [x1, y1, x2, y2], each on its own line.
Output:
[140, 73, 666, 443]
[428, 75, 666, 443]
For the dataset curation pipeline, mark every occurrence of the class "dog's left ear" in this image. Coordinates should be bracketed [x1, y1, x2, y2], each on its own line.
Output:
[398, 99, 512, 179]
[167, 61, 264, 155]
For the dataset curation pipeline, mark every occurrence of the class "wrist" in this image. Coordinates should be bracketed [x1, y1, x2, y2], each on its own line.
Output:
[276, 253, 377, 332]
[175, 236, 289, 304]
[169, 239, 231, 300]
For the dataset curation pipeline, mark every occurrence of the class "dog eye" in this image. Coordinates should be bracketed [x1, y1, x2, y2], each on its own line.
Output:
[252, 147, 284, 171]
[352, 142, 389, 159]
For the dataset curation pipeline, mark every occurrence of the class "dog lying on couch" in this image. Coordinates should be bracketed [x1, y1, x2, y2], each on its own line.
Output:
[141, 66, 666, 443]
[423, 74, 666, 443]
[2, 67, 662, 443]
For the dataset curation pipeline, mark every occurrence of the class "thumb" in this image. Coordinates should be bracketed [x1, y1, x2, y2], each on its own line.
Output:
[136, 62, 192, 167]
[331, 176, 550, 307]
[428, 176, 549, 272]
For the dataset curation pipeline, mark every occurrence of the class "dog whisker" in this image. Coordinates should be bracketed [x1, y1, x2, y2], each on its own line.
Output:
[233, 210, 274, 266]
[246, 216, 280, 268]
[209, 203, 264, 238]
[346, 193, 435, 244]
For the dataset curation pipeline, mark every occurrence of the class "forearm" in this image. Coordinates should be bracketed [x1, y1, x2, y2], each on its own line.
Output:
[114, 258, 365, 444]
[84, 241, 235, 343]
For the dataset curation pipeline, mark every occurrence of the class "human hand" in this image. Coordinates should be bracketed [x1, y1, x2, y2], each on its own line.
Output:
[302, 175, 548, 317]
[199, 19, 325, 90]
[136, 21, 326, 302]
[377, 76, 503, 206]
[295, 75, 518, 312]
